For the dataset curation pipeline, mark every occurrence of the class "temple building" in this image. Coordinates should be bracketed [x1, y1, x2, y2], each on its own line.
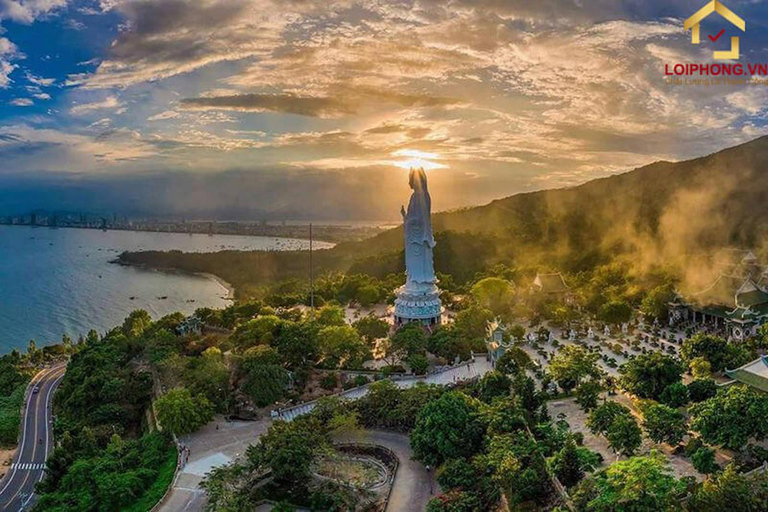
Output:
[485, 319, 509, 366]
[668, 250, 768, 340]
[531, 272, 571, 298]
[724, 356, 768, 393]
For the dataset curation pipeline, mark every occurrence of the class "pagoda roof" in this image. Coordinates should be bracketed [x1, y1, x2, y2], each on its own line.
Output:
[691, 274, 745, 306]
[532, 273, 569, 294]
[736, 289, 768, 308]
[726, 356, 768, 393]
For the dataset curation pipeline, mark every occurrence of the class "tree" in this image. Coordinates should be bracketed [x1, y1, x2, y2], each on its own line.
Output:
[642, 403, 687, 445]
[486, 432, 549, 504]
[318, 325, 369, 368]
[583, 452, 684, 511]
[354, 284, 380, 307]
[687, 378, 718, 403]
[242, 345, 282, 366]
[508, 324, 526, 343]
[659, 382, 689, 408]
[606, 414, 642, 456]
[454, 305, 494, 341]
[251, 419, 327, 484]
[575, 381, 602, 412]
[185, 349, 231, 412]
[155, 388, 214, 435]
[552, 437, 584, 487]
[353, 314, 389, 344]
[470, 277, 514, 317]
[689, 384, 768, 450]
[548, 345, 601, 393]
[436, 458, 501, 510]
[479, 371, 511, 403]
[681, 333, 752, 373]
[619, 352, 683, 400]
[598, 300, 632, 325]
[410, 391, 486, 466]
[690, 356, 712, 380]
[390, 322, 427, 359]
[511, 373, 542, 414]
[587, 401, 632, 437]
[691, 446, 719, 474]
[272, 321, 319, 368]
[427, 326, 472, 363]
[122, 310, 152, 338]
[427, 490, 483, 512]
[641, 285, 674, 321]
[408, 353, 429, 375]
[241, 364, 290, 407]
[232, 315, 283, 350]
[495, 347, 533, 376]
[317, 305, 346, 326]
[688, 463, 768, 510]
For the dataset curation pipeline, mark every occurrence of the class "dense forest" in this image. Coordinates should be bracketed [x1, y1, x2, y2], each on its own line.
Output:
[34, 314, 179, 512]
[119, 135, 768, 298]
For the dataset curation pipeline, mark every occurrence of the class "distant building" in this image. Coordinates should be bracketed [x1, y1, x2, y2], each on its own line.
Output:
[178, 316, 203, 336]
[669, 250, 768, 340]
[530, 272, 572, 304]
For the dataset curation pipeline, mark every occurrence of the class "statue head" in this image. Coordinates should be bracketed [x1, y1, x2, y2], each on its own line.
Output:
[408, 167, 428, 192]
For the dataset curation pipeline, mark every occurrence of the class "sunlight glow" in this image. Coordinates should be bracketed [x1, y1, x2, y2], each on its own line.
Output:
[390, 149, 447, 170]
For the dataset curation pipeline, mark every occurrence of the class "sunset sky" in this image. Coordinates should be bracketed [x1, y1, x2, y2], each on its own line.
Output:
[2, 0, 768, 219]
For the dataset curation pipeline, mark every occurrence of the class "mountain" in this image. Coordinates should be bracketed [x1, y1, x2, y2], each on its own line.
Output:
[121, 136, 768, 293]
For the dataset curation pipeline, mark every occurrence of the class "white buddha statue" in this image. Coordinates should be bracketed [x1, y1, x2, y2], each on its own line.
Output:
[394, 168, 442, 326]
[401, 168, 437, 290]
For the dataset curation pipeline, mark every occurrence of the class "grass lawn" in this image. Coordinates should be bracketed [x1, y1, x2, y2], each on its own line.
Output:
[123, 441, 178, 512]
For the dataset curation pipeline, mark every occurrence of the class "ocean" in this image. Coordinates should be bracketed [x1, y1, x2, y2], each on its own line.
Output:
[0, 225, 330, 354]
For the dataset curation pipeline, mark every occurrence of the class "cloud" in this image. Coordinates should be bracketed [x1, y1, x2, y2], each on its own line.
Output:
[0, 123, 159, 171]
[70, 95, 125, 115]
[76, 0, 286, 88]
[0, 0, 69, 24]
[0, 36, 19, 88]
[5, 0, 768, 219]
[25, 71, 55, 87]
[9, 97, 32, 106]
[147, 110, 180, 121]
[179, 88, 461, 118]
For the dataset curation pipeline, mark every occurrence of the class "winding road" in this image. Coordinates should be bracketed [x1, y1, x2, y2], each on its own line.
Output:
[0, 364, 66, 511]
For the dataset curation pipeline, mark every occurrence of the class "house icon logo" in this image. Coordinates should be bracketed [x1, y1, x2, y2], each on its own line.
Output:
[684, 0, 745, 60]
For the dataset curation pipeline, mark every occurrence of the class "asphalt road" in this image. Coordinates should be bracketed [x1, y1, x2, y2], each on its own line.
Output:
[0, 365, 66, 511]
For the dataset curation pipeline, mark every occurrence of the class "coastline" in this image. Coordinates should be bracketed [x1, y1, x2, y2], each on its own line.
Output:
[199, 272, 236, 301]
[114, 259, 237, 301]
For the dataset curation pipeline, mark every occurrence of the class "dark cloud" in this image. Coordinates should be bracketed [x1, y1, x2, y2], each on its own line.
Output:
[179, 94, 355, 117]
[365, 124, 408, 134]
[179, 88, 461, 117]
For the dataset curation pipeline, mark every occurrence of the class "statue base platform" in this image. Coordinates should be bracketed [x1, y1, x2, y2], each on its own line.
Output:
[394, 282, 443, 327]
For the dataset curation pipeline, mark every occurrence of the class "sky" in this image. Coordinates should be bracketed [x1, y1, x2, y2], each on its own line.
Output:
[2, 0, 768, 220]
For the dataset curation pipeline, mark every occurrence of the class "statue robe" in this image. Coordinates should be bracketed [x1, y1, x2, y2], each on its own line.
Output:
[403, 169, 436, 286]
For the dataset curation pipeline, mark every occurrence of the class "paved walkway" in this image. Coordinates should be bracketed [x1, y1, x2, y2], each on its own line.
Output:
[160, 417, 271, 512]
[160, 356, 492, 511]
[279, 355, 492, 422]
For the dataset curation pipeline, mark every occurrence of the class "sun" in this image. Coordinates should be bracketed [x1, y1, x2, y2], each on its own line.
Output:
[390, 149, 447, 170]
